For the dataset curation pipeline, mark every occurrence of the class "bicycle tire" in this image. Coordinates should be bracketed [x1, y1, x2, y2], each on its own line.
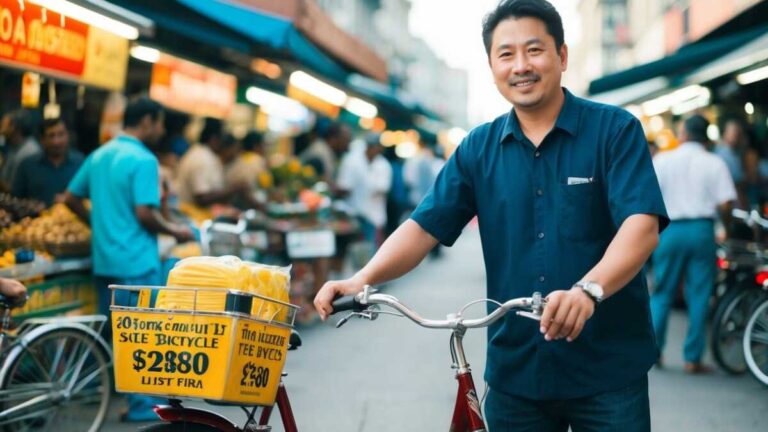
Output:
[743, 298, 768, 386]
[710, 288, 766, 374]
[141, 422, 223, 431]
[0, 327, 111, 432]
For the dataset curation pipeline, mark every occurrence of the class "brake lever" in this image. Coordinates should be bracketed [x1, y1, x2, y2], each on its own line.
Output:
[335, 306, 382, 328]
[516, 311, 542, 321]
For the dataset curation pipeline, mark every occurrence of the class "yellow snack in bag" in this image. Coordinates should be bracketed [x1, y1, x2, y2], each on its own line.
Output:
[156, 256, 251, 311]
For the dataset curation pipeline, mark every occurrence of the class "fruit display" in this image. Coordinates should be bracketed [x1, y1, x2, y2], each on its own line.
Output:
[0, 203, 90, 257]
[0, 193, 45, 220]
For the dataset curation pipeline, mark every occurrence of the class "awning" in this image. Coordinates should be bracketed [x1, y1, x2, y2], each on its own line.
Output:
[682, 28, 768, 86]
[235, 0, 389, 83]
[588, 26, 767, 98]
[176, 0, 350, 83]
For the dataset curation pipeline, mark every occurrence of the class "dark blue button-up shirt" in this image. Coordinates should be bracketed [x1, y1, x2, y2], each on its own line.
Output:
[13, 151, 84, 206]
[411, 89, 669, 400]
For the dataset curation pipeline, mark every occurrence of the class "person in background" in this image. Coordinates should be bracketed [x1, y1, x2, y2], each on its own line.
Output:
[64, 96, 193, 422]
[0, 109, 40, 191]
[714, 118, 748, 185]
[164, 110, 191, 158]
[225, 130, 267, 197]
[651, 114, 736, 374]
[175, 118, 248, 208]
[12, 118, 83, 206]
[336, 133, 392, 251]
[383, 146, 409, 239]
[404, 139, 440, 209]
[299, 121, 352, 184]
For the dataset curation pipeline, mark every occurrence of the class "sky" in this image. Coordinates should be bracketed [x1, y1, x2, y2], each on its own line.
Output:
[409, 0, 581, 126]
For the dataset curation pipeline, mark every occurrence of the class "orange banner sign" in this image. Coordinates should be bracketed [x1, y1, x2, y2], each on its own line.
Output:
[0, 0, 128, 90]
[150, 53, 237, 119]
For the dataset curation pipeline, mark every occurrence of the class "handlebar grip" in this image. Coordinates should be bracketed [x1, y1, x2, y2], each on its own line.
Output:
[331, 295, 367, 315]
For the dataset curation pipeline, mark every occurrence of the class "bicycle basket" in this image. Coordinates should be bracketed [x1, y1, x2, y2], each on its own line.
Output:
[109, 285, 298, 406]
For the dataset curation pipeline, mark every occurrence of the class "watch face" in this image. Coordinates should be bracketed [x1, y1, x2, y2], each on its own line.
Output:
[587, 282, 604, 298]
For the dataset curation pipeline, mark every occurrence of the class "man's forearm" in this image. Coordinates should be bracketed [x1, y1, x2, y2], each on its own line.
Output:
[136, 207, 186, 238]
[353, 219, 439, 286]
[580, 214, 660, 298]
[64, 192, 90, 226]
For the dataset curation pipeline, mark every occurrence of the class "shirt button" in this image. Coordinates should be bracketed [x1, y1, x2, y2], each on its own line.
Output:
[534, 151, 541, 158]
[539, 276, 546, 283]
[536, 189, 543, 196]
[537, 232, 545, 239]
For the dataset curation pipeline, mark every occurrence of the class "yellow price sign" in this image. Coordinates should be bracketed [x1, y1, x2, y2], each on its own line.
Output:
[112, 311, 233, 399]
[112, 310, 290, 405]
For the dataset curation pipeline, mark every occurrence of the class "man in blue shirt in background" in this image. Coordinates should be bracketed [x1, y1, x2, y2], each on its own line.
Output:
[65, 96, 193, 422]
[13, 118, 83, 206]
[315, 0, 668, 430]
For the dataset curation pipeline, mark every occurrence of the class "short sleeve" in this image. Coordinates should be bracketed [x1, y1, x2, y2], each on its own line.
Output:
[132, 157, 160, 207]
[67, 154, 92, 198]
[606, 117, 669, 232]
[712, 158, 737, 205]
[410, 140, 477, 246]
[336, 154, 355, 191]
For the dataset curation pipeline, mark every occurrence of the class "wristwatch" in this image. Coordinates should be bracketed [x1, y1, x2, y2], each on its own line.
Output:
[573, 280, 604, 305]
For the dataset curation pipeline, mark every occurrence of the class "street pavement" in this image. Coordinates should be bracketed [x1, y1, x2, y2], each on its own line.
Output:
[104, 225, 768, 431]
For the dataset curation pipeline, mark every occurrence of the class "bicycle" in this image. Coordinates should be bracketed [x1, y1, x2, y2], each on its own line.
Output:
[137, 285, 546, 431]
[743, 289, 768, 386]
[0, 293, 112, 432]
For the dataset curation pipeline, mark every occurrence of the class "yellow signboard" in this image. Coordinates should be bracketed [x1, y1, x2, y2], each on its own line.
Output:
[112, 310, 290, 406]
[81, 26, 128, 91]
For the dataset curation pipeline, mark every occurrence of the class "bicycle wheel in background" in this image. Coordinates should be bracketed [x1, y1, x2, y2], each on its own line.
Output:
[744, 298, 768, 386]
[0, 327, 111, 432]
[710, 288, 766, 374]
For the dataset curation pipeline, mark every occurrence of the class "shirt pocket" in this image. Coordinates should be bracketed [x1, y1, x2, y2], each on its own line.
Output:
[558, 180, 601, 241]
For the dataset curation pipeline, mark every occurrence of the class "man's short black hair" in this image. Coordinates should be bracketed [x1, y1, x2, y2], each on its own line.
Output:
[40, 117, 65, 135]
[242, 130, 263, 152]
[200, 117, 223, 144]
[8, 109, 38, 137]
[123, 96, 163, 128]
[482, 0, 564, 56]
[684, 114, 710, 144]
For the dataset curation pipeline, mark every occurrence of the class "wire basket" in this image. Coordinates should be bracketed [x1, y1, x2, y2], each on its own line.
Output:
[109, 285, 299, 406]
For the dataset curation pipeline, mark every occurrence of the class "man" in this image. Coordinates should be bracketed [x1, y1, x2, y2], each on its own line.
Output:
[299, 121, 351, 184]
[651, 114, 736, 374]
[336, 133, 392, 250]
[175, 118, 247, 207]
[315, 1, 668, 431]
[13, 118, 83, 206]
[0, 109, 40, 191]
[713, 118, 747, 184]
[64, 96, 193, 422]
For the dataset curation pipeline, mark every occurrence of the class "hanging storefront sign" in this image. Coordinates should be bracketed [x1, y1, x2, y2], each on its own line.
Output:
[0, 0, 129, 90]
[149, 53, 236, 119]
[20, 71, 40, 107]
[287, 84, 339, 119]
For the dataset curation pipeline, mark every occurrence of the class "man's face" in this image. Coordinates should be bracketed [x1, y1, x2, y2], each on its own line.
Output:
[143, 112, 166, 147]
[331, 126, 352, 154]
[41, 122, 69, 158]
[489, 17, 567, 111]
[723, 122, 742, 147]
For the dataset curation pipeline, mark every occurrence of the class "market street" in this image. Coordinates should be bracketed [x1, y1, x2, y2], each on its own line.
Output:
[105, 224, 768, 432]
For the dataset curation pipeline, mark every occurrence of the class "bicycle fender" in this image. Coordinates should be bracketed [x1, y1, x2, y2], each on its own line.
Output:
[0, 322, 112, 386]
[153, 405, 241, 432]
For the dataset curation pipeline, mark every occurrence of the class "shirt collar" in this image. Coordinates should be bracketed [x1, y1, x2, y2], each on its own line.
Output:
[500, 88, 581, 144]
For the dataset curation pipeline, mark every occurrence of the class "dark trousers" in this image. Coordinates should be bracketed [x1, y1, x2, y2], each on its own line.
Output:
[485, 376, 650, 432]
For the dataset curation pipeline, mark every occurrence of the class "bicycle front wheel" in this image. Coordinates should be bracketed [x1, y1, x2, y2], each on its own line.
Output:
[710, 288, 765, 374]
[0, 327, 111, 432]
[744, 298, 768, 386]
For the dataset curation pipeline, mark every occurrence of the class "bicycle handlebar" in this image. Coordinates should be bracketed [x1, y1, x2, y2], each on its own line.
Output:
[331, 285, 546, 330]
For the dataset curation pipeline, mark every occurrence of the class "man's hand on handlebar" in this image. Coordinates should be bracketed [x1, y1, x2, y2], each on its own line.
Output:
[0, 278, 27, 299]
[314, 276, 367, 321]
[540, 288, 595, 342]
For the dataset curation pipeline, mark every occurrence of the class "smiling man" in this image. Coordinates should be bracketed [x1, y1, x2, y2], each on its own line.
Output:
[315, 1, 668, 430]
